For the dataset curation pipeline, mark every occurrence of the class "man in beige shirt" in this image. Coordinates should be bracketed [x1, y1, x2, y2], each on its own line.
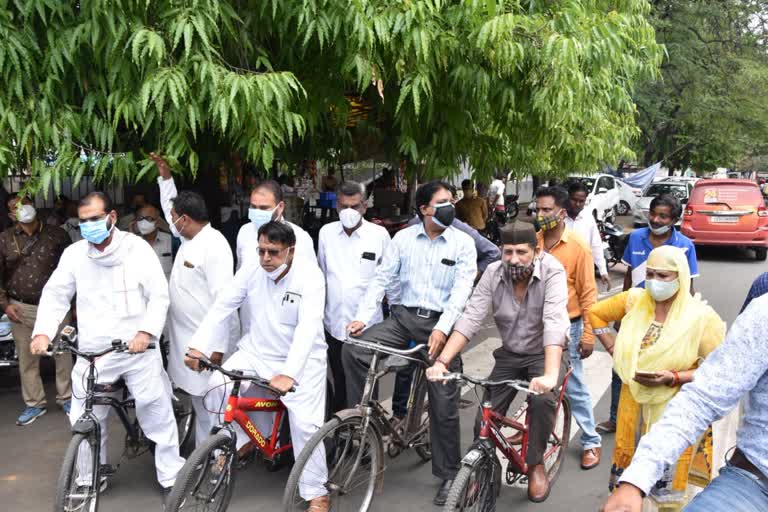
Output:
[427, 221, 570, 503]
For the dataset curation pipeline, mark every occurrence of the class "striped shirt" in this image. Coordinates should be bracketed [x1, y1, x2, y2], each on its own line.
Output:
[741, 272, 768, 312]
[355, 222, 477, 335]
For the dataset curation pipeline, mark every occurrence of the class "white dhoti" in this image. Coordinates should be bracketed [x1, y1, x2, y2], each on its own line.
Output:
[204, 350, 327, 500]
[69, 350, 186, 488]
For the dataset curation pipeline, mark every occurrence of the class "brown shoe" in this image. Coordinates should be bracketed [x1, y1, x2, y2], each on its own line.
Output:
[596, 420, 616, 434]
[581, 447, 601, 470]
[527, 464, 550, 502]
[307, 495, 330, 512]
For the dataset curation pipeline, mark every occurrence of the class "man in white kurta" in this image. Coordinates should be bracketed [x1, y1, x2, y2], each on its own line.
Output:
[30, 192, 184, 491]
[187, 221, 328, 504]
[317, 181, 391, 412]
[156, 171, 237, 446]
[235, 180, 318, 333]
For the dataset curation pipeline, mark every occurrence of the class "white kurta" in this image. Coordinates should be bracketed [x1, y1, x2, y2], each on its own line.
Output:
[148, 230, 174, 281]
[565, 211, 608, 276]
[235, 220, 318, 333]
[32, 230, 184, 487]
[317, 220, 391, 340]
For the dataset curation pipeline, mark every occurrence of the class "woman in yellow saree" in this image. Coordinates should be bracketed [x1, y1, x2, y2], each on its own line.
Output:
[589, 245, 725, 511]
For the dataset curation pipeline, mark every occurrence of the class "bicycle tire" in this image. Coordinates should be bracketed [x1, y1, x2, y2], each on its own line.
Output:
[544, 395, 571, 485]
[283, 414, 383, 512]
[165, 432, 236, 512]
[442, 448, 501, 512]
[54, 432, 101, 512]
[409, 373, 432, 462]
[172, 390, 196, 457]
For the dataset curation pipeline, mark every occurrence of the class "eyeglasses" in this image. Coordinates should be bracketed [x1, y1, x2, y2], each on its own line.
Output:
[258, 247, 291, 258]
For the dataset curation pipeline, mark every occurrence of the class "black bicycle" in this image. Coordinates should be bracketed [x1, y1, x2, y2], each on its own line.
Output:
[51, 327, 194, 512]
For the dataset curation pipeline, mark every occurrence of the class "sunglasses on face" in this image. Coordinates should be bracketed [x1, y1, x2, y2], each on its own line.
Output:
[258, 247, 291, 258]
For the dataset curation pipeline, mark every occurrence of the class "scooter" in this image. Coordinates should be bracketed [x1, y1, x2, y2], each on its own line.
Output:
[599, 220, 628, 268]
[0, 315, 16, 369]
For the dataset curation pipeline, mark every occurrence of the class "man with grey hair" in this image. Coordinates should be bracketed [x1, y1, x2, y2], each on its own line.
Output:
[317, 181, 392, 412]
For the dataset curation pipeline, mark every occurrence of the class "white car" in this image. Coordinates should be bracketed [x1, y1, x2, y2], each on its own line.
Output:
[632, 180, 694, 227]
[616, 181, 640, 216]
[568, 174, 621, 221]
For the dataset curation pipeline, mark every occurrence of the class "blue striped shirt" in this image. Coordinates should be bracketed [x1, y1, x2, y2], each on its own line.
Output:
[741, 272, 768, 313]
[356, 223, 477, 335]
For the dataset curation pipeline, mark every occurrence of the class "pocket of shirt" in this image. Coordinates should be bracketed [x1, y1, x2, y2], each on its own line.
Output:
[359, 255, 377, 279]
[112, 269, 144, 318]
[279, 293, 301, 326]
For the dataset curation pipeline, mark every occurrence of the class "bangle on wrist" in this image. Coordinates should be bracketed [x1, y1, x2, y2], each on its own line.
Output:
[668, 370, 680, 387]
[437, 356, 451, 367]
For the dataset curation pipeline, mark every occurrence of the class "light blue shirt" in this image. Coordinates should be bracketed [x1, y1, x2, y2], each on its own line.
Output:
[620, 293, 768, 494]
[355, 222, 477, 335]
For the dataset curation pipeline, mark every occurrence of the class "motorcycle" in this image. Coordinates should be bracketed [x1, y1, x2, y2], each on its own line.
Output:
[598, 220, 628, 268]
[504, 194, 520, 220]
[0, 314, 17, 369]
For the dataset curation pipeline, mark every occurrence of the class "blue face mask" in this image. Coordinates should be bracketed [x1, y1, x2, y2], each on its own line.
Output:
[80, 217, 113, 244]
[248, 206, 277, 230]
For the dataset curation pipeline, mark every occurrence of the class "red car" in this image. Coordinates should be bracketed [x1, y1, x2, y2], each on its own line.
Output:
[681, 179, 768, 260]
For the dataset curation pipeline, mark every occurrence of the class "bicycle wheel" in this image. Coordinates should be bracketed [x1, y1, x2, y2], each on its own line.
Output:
[165, 432, 236, 512]
[283, 414, 382, 512]
[408, 372, 431, 462]
[54, 432, 101, 512]
[544, 395, 571, 485]
[443, 448, 501, 512]
[172, 390, 196, 457]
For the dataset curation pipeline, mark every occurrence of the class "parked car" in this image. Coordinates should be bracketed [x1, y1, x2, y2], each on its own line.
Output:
[616, 181, 640, 216]
[681, 179, 768, 261]
[567, 174, 621, 222]
[633, 180, 694, 227]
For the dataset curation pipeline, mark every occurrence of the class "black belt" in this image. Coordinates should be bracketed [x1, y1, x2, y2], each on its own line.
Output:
[10, 297, 38, 306]
[730, 448, 767, 482]
[403, 306, 440, 319]
[570, 316, 581, 324]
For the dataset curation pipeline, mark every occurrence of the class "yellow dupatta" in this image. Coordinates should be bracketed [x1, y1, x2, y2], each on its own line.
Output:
[613, 245, 720, 425]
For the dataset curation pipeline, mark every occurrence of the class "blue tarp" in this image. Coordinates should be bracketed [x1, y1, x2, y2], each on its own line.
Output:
[619, 162, 661, 191]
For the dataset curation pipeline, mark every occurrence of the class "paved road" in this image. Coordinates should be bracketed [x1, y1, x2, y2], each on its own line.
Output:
[0, 223, 765, 511]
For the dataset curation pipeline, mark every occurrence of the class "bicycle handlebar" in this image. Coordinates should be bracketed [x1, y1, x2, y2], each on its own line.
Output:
[343, 337, 428, 358]
[433, 372, 537, 395]
[49, 339, 156, 359]
[185, 353, 294, 396]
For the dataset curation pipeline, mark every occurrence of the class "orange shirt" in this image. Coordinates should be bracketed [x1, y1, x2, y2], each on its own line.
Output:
[537, 228, 597, 344]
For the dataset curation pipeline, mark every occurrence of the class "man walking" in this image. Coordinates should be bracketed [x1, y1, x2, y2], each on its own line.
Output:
[455, 179, 488, 231]
[565, 181, 611, 291]
[131, 203, 173, 280]
[317, 181, 391, 413]
[345, 180, 477, 506]
[0, 194, 72, 425]
[535, 186, 602, 470]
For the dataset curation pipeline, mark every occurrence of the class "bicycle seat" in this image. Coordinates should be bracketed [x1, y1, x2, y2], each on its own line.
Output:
[94, 378, 127, 394]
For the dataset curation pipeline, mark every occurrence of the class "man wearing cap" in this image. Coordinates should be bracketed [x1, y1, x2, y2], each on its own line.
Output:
[426, 222, 571, 503]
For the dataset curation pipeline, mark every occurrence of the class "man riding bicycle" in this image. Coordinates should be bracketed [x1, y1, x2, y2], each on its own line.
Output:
[427, 221, 570, 503]
[186, 221, 329, 512]
[30, 192, 184, 504]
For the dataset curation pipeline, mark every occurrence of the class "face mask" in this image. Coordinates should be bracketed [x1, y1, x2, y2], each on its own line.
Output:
[504, 261, 535, 282]
[137, 219, 157, 235]
[648, 222, 672, 236]
[536, 211, 562, 232]
[249, 206, 277, 231]
[339, 208, 362, 230]
[170, 215, 185, 239]
[80, 217, 113, 245]
[432, 202, 455, 229]
[646, 278, 680, 302]
[17, 204, 37, 224]
[265, 263, 288, 281]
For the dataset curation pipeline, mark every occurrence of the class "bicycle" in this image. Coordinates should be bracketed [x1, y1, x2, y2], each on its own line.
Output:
[165, 353, 296, 512]
[282, 337, 432, 512]
[52, 326, 194, 512]
[435, 371, 572, 512]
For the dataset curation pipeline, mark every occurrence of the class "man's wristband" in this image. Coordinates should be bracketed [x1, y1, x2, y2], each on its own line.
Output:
[436, 356, 451, 367]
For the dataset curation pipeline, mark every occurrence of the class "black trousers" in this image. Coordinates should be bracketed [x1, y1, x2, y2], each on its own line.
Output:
[342, 305, 462, 480]
[325, 332, 348, 414]
[474, 347, 568, 466]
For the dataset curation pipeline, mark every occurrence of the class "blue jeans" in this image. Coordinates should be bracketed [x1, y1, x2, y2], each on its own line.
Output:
[610, 370, 621, 423]
[565, 319, 601, 449]
[684, 464, 768, 511]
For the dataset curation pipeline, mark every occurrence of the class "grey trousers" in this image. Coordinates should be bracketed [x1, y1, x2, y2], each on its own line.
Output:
[473, 347, 568, 466]
[342, 305, 462, 480]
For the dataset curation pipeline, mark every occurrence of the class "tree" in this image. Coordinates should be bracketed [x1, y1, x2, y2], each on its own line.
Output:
[633, 0, 768, 172]
[0, 0, 662, 195]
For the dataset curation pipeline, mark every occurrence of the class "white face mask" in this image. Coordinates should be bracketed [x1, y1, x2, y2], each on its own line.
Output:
[136, 219, 157, 235]
[265, 263, 288, 281]
[17, 204, 37, 224]
[646, 278, 680, 302]
[649, 223, 672, 236]
[339, 208, 362, 230]
[170, 215, 185, 239]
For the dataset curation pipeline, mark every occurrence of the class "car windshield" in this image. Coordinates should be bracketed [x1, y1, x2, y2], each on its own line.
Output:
[576, 178, 595, 191]
[646, 184, 687, 199]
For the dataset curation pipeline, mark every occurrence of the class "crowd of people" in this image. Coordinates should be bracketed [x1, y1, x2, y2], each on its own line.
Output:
[1, 160, 766, 512]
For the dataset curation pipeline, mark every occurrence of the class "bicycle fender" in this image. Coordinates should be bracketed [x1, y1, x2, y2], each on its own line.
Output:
[71, 417, 96, 435]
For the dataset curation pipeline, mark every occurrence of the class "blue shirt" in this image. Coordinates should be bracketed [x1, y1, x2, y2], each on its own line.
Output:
[408, 216, 501, 272]
[621, 293, 768, 494]
[621, 227, 699, 287]
[356, 223, 477, 335]
[741, 272, 768, 312]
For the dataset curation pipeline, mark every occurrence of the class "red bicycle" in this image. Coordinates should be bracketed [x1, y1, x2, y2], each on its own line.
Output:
[165, 355, 294, 512]
[436, 370, 572, 512]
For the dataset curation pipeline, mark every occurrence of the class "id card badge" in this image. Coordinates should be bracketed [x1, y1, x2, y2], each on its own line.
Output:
[279, 292, 301, 326]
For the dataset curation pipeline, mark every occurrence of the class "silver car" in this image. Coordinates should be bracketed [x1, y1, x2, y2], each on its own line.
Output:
[633, 181, 694, 227]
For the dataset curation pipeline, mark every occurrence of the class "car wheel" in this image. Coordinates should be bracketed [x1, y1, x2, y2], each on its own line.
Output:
[755, 247, 767, 261]
[617, 201, 630, 216]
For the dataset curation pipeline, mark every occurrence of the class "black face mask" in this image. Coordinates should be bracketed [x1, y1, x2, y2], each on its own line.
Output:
[432, 203, 456, 228]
